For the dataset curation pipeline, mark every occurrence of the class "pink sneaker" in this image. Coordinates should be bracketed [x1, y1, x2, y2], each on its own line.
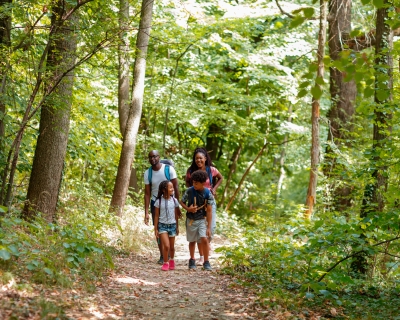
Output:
[161, 262, 169, 271]
[169, 260, 175, 270]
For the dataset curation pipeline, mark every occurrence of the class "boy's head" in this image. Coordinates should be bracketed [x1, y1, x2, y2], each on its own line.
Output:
[191, 170, 208, 191]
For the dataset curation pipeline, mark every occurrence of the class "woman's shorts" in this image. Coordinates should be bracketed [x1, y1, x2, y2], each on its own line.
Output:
[158, 222, 177, 237]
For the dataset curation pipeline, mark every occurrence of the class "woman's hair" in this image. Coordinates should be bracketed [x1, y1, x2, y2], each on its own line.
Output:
[156, 180, 170, 200]
[187, 147, 213, 173]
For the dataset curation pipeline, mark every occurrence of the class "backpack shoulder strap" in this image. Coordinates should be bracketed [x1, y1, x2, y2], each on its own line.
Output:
[148, 167, 153, 186]
[206, 166, 213, 187]
[164, 165, 170, 181]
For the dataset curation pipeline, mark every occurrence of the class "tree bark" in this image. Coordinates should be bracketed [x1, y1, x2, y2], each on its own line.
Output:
[304, 0, 328, 219]
[110, 0, 154, 215]
[324, 0, 357, 211]
[221, 143, 242, 207]
[23, 0, 78, 221]
[225, 140, 269, 212]
[361, 2, 393, 216]
[0, 0, 11, 205]
[206, 123, 222, 160]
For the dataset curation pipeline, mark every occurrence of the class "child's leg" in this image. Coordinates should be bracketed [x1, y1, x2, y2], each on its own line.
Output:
[189, 241, 196, 259]
[169, 236, 175, 259]
[197, 242, 204, 256]
[200, 236, 209, 262]
[160, 233, 170, 263]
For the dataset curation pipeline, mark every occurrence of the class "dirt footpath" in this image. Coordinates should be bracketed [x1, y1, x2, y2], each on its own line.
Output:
[66, 235, 272, 319]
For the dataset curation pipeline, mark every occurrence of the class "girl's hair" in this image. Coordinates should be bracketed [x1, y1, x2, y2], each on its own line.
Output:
[156, 180, 170, 200]
[187, 147, 213, 173]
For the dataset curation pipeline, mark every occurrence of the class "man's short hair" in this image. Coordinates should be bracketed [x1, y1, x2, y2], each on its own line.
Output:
[191, 170, 208, 183]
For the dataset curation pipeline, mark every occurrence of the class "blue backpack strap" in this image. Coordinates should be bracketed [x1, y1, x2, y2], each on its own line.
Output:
[148, 167, 153, 186]
[206, 166, 213, 187]
[165, 165, 170, 181]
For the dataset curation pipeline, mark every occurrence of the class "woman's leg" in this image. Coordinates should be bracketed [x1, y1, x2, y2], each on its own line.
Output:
[169, 236, 175, 259]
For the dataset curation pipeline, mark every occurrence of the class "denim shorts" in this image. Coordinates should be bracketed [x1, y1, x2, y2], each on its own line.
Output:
[158, 222, 177, 237]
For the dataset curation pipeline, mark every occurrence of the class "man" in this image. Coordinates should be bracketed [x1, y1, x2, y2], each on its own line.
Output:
[144, 150, 181, 264]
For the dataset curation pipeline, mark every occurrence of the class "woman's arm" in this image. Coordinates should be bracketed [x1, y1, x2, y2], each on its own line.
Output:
[154, 206, 160, 238]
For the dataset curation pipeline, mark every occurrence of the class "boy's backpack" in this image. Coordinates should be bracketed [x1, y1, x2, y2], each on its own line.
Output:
[148, 159, 174, 187]
[188, 186, 211, 209]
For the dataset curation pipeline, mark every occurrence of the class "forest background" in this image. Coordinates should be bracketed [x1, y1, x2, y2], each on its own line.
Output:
[1, 0, 400, 318]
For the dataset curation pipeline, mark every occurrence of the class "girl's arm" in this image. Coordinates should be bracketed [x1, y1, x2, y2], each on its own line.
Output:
[175, 206, 180, 236]
[154, 206, 160, 238]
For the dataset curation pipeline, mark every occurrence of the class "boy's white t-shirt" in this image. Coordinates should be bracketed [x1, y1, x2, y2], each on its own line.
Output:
[144, 164, 177, 200]
[154, 197, 179, 224]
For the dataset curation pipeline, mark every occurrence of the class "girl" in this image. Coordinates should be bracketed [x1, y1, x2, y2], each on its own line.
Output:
[154, 180, 180, 271]
[185, 148, 223, 265]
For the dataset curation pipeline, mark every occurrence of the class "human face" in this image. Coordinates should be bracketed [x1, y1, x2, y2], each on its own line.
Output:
[195, 152, 206, 169]
[192, 180, 204, 191]
[167, 182, 174, 197]
[148, 151, 160, 166]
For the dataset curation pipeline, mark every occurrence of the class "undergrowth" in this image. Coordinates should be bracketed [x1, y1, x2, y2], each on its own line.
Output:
[217, 209, 400, 319]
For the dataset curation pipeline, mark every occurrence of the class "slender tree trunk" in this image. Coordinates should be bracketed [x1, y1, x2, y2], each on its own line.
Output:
[361, 2, 393, 216]
[304, 0, 328, 219]
[0, 0, 11, 205]
[206, 123, 222, 160]
[118, 0, 130, 136]
[110, 0, 154, 214]
[225, 140, 268, 212]
[23, 1, 78, 221]
[324, 0, 357, 211]
[221, 143, 242, 206]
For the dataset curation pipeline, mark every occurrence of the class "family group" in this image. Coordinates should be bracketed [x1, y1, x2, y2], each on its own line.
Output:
[143, 148, 223, 272]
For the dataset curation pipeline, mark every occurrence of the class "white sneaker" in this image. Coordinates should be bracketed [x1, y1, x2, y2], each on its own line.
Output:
[196, 256, 204, 265]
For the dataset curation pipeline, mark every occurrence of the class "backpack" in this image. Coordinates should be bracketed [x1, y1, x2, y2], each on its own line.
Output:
[148, 159, 174, 187]
[188, 186, 211, 208]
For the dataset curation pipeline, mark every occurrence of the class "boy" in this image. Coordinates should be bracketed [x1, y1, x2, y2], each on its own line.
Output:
[180, 170, 214, 271]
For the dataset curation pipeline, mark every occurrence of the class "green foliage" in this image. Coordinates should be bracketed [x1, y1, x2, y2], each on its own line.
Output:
[217, 210, 400, 317]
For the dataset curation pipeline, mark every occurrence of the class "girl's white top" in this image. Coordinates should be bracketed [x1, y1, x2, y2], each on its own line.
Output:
[154, 197, 179, 224]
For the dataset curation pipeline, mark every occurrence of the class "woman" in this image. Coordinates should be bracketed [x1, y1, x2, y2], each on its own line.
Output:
[186, 147, 223, 265]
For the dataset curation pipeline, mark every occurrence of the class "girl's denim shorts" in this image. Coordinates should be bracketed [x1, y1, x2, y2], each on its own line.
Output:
[158, 222, 177, 237]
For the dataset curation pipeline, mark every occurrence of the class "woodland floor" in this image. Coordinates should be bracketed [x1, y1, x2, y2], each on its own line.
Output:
[0, 233, 293, 320]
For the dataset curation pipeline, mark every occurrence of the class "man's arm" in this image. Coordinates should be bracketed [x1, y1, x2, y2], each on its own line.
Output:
[171, 178, 182, 218]
[144, 183, 151, 225]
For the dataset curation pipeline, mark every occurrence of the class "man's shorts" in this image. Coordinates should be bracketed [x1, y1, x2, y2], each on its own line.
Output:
[158, 223, 177, 237]
[186, 218, 207, 243]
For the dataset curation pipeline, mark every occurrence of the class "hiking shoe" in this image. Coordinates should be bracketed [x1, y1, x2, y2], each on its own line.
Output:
[196, 256, 204, 265]
[161, 262, 169, 271]
[169, 260, 175, 270]
[203, 260, 212, 271]
[157, 256, 163, 264]
[188, 258, 196, 270]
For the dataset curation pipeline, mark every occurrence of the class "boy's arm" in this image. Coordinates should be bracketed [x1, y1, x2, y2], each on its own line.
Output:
[179, 200, 198, 213]
[154, 206, 160, 238]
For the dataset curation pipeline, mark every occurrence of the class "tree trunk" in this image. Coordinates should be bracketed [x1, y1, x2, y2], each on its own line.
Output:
[221, 143, 242, 206]
[324, 0, 357, 211]
[225, 140, 269, 212]
[118, 0, 130, 136]
[304, 0, 328, 219]
[110, 0, 154, 214]
[361, 2, 393, 216]
[206, 123, 222, 160]
[23, 1, 78, 221]
[0, 0, 11, 205]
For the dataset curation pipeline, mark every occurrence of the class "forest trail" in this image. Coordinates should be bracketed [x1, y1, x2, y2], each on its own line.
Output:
[65, 234, 270, 320]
